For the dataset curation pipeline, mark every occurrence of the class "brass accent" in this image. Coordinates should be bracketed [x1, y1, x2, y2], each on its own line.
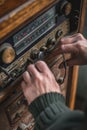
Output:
[60, 1, 72, 16]
[0, 0, 6, 5]
[2, 47, 15, 64]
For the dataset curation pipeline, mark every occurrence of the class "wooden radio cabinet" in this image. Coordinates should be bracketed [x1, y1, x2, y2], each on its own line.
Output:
[0, 0, 86, 130]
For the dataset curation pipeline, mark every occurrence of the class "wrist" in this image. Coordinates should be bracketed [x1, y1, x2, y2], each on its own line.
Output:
[28, 92, 65, 119]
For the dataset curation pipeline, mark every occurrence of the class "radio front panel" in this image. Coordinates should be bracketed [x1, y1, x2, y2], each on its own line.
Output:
[0, 20, 70, 90]
[0, 0, 84, 130]
[0, 0, 81, 93]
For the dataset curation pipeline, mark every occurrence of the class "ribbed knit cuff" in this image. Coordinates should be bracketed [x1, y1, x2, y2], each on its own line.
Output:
[28, 92, 65, 119]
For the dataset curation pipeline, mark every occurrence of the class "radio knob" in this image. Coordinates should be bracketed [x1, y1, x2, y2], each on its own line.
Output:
[57, 77, 64, 84]
[0, 43, 15, 64]
[55, 29, 63, 39]
[40, 45, 47, 52]
[46, 38, 56, 52]
[38, 51, 45, 60]
[60, 1, 72, 16]
[11, 72, 16, 78]
[46, 38, 55, 48]
[30, 49, 39, 60]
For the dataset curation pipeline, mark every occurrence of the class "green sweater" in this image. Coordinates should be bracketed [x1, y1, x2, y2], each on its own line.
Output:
[28, 92, 85, 130]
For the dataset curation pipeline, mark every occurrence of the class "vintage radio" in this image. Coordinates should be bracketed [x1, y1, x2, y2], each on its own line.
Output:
[0, 0, 86, 130]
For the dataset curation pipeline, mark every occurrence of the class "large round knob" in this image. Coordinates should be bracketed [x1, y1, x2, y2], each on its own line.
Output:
[60, 1, 72, 16]
[0, 43, 15, 64]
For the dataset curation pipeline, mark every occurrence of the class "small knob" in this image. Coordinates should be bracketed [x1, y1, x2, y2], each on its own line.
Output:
[38, 51, 44, 60]
[60, 1, 72, 16]
[0, 43, 15, 64]
[11, 72, 16, 78]
[30, 48, 39, 60]
[57, 77, 64, 84]
[46, 38, 56, 52]
[46, 38, 56, 46]
[40, 45, 47, 52]
[55, 29, 63, 39]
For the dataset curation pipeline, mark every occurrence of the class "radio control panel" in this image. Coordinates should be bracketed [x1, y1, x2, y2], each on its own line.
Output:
[0, 20, 69, 89]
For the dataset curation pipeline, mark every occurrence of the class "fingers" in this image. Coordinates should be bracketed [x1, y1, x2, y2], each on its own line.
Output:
[60, 36, 77, 44]
[22, 61, 49, 85]
[27, 64, 41, 79]
[21, 81, 28, 97]
[22, 71, 31, 84]
[57, 44, 79, 54]
[35, 61, 51, 73]
[60, 33, 84, 45]
[22, 64, 41, 86]
[56, 34, 79, 55]
[57, 33, 85, 55]
[21, 81, 27, 89]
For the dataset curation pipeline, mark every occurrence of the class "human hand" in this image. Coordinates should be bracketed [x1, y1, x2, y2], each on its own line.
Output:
[21, 61, 61, 104]
[57, 33, 87, 67]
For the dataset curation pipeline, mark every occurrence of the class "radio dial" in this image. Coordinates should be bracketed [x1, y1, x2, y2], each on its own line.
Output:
[0, 43, 15, 64]
[60, 1, 72, 16]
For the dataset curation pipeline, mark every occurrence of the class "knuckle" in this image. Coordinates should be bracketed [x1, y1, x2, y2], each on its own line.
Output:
[60, 38, 64, 44]
[60, 44, 63, 49]
[44, 72, 49, 77]
[36, 60, 46, 66]
[36, 75, 43, 82]
[76, 42, 81, 49]
[35, 61, 46, 66]
[77, 33, 84, 39]
[44, 71, 53, 79]
[68, 38, 72, 43]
